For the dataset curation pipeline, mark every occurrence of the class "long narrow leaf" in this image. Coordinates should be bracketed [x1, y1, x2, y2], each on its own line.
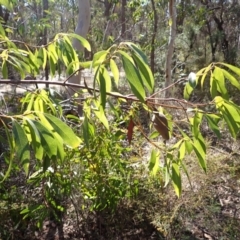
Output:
[43, 113, 81, 148]
[121, 54, 145, 102]
[12, 120, 30, 175]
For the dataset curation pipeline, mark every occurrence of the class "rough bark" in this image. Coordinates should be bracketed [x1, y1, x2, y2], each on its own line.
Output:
[164, 0, 177, 98]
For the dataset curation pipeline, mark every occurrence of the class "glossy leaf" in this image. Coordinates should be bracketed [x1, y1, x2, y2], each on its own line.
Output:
[32, 120, 57, 158]
[12, 120, 30, 175]
[172, 163, 181, 197]
[213, 67, 228, 99]
[205, 114, 221, 138]
[110, 59, 119, 86]
[221, 68, 240, 90]
[68, 33, 91, 51]
[94, 105, 109, 130]
[210, 72, 217, 98]
[121, 54, 145, 102]
[149, 131, 160, 139]
[0, 118, 14, 183]
[83, 118, 89, 148]
[132, 52, 154, 93]
[98, 69, 107, 109]
[44, 113, 81, 148]
[2, 60, 7, 78]
[148, 149, 160, 176]
[92, 50, 108, 66]
[178, 142, 186, 161]
[199, 65, 211, 89]
[193, 136, 206, 172]
[221, 63, 240, 76]
[25, 118, 44, 160]
[124, 42, 148, 63]
[183, 82, 194, 100]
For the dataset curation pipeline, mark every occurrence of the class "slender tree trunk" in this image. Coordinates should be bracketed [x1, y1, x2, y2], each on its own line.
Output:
[42, 0, 49, 86]
[121, 0, 126, 38]
[150, 0, 157, 74]
[71, 0, 76, 30]
[72, 0, 91, 53]
[165, 0, 177, 98]
[68, 0, 91, 115]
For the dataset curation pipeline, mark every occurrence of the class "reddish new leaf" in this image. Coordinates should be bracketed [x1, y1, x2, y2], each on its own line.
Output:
[127, 117, 135, 144]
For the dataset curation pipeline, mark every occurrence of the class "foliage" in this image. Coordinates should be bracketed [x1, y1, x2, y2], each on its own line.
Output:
[1, 1, 240, 233]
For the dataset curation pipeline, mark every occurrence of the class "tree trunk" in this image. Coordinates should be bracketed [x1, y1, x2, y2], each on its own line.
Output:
[121, 0, 126, 39]
[42, 0, 49, 86]
[67, 0, 91, 115]
[72, 0, 91, 52]
[150, 0, 157, 74]
[164, 0, 176, 98]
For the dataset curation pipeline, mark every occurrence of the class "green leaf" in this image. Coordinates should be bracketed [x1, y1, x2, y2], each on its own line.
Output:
[2, 60, 8, 78]
[0, 119, 14, 182]
[92, 50, 109, 66]
[98, 69, 106, 109]
[121, 54, 145, 102]
[205, 114, 221, 138]
[24, 118, 44, 160]
[172, 163, 181, 197]
[0, 22, 6, 37]
[183, 82, 194, 100]
[32, 120, 57, 158]
[48, 43, 58, 62]
[94, 105, 109, 130]
[26, 93, 35, 111]
[177, 127, 193, 153]
[148, 149, 160, 176]
[123, 42, 148, 63]
[36, 111, 65, 161]
[178, 142, 186, 161]
[110, 59, 119, 86]
[49, 55, 56, 77]
[42, 47, 48, 70]
[222, 104, 240, 138]
[0, 0, 13, 11]
[12, 120, 30, 175]
[199, 65, 211, 89]
[67, 33, 91, 51]
[192, 112, 203, 138]
[132, 52, 154, 93]
[215, 98, 239, 137]
[221, 68, 240, 90]
[149, 131, 160, 139]
[210, 72, 218, 98]
[221, 63, 240, 76]
[44, 113, 81, 148]
[193, 136, 206, 172]
[102, 67, 112, 92]
[28, 50, 39, 75]
[185, 139, 193, 154]
[213, 67, 228, 99]
[82, 117, 90, 148]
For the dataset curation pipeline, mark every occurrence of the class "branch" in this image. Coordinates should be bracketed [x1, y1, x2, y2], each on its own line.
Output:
[0, 79, 212, 110]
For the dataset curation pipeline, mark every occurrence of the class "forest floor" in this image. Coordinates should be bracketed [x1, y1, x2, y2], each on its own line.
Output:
[1, 136, 240, 240]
